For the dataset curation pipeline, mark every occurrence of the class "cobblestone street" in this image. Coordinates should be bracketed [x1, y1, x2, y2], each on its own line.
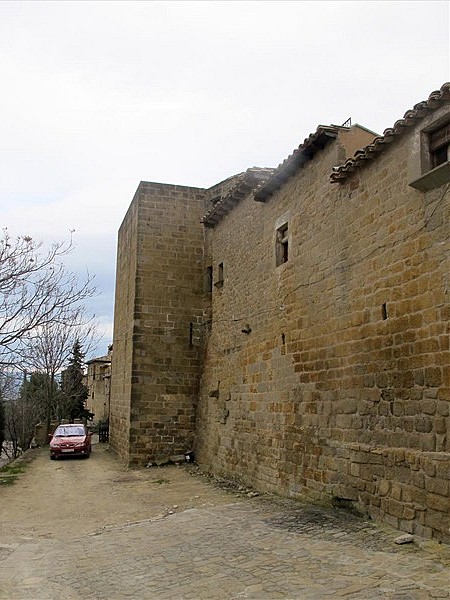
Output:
[0, 442, 449, 599]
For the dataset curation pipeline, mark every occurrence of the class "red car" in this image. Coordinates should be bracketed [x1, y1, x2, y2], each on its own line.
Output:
[49, 424, 92, 459]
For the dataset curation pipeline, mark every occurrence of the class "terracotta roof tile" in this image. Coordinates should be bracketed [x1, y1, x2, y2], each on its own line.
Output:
[254, 125, 342, 202]
[202, 167, 274, 227]
[330, 83, 450, 183]
[86, 355, 111, 364]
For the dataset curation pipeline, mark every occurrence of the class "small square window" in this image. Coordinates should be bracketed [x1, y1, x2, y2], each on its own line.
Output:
[276, 223, 289, 266]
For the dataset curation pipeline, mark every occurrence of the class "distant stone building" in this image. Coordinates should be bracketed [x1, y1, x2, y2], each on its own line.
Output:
[85, 346, 112, 423]
[110, 84, 450, 541]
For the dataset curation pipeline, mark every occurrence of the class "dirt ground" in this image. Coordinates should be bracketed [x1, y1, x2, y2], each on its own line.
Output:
[0, 439, 236, 543]
[1, 439, 449, 599]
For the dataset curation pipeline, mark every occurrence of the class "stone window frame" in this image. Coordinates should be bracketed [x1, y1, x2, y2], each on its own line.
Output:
[410, 112, 450, 192]
[214, 262, 224, 289]
[275, 212, 290, 267]
[429, 123, 450, 168]
[205, 265, 213, 293]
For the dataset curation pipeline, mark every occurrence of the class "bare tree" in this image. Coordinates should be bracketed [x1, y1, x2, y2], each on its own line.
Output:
[0, 368, 16, 459]
[0, 229, 96, 366]
[17, 309, 99, 431]
[0, 228, 100, 454]
[0, 368, 24, 459]
[2, 371, 52, 459]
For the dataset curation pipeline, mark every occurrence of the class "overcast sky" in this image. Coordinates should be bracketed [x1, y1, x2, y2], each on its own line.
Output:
[0, 1, 448, 356]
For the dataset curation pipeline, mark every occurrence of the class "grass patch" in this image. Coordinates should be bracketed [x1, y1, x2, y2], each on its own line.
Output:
[152, 478, 170, 485]
[0, 464, 26, 475]
[0, 475, 17, 486]
[0, 461, 27, 484]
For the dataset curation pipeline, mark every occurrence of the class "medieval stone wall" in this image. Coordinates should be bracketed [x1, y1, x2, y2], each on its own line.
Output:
[110, 191, 140, 463]
[85, 359, 111, 424]
[196, 120, 450, 541]
[111, 181, 208, 465]
[111, 94, 449, 541]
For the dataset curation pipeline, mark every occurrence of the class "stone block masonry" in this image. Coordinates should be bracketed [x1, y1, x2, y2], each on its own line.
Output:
[110, 181, 208, 465]
[111, 85, 450, 541]
[195, 101, 450, 542]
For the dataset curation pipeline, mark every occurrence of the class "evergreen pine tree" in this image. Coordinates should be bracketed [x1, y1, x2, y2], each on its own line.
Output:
[60, 340, 91, 421]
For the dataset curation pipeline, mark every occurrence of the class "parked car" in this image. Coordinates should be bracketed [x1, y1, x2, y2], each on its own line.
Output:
[49, 424, 92, 459]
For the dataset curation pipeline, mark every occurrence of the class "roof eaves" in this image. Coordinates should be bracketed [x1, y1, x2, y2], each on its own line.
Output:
[330, 83, 450, 183]
[86, 355, 111, 364]
[201, 167, 274, 227]
[254, 125, 341, 202]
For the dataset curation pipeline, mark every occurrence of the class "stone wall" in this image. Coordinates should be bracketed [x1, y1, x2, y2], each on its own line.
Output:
[110, 181, 208, 465]
[110, 191, 140, 464]
[85, 356, 111, 424]
[110, 90, 449, 541]
[196, 116, 450, 541]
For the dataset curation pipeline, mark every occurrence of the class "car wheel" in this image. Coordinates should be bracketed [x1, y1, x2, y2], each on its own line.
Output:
[50, 455, 56, 460]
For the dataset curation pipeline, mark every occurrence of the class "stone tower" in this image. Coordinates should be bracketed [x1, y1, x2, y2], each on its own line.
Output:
[109, 181, 207, 465]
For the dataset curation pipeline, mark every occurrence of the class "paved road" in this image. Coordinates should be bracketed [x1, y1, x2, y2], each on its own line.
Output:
[0, 442, 449, 599]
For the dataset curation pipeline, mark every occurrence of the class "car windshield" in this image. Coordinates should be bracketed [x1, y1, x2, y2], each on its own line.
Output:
[54, 426, 85, 437]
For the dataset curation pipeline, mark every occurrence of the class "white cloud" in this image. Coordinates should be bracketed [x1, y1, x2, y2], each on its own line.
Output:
[0, 0, 448, 350]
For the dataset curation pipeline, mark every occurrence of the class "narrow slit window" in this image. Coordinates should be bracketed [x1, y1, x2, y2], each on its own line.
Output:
[214, 262, 224, 288]
[205, 266, 213, 293]
[276, 223, 289, 266]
